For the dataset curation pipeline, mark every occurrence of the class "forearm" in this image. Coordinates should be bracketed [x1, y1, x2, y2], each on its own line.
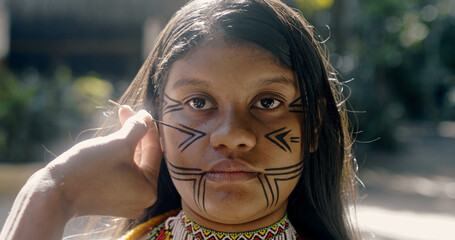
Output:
[0, 168, 72, 240]
[1, 109, 159, 239]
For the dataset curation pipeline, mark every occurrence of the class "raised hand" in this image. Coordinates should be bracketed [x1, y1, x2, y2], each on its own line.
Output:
[1, 107, 163, 240]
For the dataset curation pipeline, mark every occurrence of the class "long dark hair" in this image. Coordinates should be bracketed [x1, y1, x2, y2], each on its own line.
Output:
[114, 0, 359, 239]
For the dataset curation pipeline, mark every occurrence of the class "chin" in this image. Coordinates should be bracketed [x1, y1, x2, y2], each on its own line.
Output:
[203, 190, 267, 223]
[204, 206, 263, 224]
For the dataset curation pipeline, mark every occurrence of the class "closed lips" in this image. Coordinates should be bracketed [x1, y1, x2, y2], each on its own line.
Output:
[205, 159, 260, 182]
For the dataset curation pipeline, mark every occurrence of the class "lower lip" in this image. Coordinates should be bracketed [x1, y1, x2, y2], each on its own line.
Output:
[205, 172, 258, 183]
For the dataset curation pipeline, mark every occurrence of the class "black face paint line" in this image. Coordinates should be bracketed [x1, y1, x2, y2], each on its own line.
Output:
[167, 161, 207, 212]
[257, 160, 304, 209]
[163, 93, 184, 115]
[288, 96, 305, 113]
[107, 99, 206, 153]
[290, 137, 300, 143]
[154, 120, 207, 152]
[265, 127, 300, 153]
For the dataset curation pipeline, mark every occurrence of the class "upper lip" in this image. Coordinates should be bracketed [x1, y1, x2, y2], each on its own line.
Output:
[205, 159, 261, 173]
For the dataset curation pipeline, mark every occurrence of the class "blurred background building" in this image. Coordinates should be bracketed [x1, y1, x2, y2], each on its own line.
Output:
[1, 0, 455, 239]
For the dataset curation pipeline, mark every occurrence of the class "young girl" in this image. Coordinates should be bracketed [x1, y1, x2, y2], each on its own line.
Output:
[1, 0, 360, 239]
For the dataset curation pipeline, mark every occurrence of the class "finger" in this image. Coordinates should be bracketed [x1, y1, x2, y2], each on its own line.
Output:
[117, 110, 154, 147]
[118, 105, 135, 126]
[118, 106, 143, 165]
[139, 120, 162, 178]
[133, 139, 143, 166]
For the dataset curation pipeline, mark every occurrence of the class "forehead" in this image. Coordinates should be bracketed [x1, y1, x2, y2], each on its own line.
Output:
[166, 40, 296, 91]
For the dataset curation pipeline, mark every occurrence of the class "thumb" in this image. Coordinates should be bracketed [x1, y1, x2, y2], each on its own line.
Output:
[116, 110, 154, 147]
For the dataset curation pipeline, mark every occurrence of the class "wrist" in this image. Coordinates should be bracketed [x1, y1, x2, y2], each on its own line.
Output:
[26, 167, 75, 221]
[0, 167, 73, 240]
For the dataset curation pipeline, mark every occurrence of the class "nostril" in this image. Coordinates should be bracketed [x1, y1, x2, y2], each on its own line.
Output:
[209, 112, 257, 151]
[210, 127, 257, 151]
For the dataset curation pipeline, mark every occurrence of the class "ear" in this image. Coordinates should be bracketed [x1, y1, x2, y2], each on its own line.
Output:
[309, 99, 324, 153]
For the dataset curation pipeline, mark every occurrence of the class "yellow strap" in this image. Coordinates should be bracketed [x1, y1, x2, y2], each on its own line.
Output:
[119, 209, 181, 240]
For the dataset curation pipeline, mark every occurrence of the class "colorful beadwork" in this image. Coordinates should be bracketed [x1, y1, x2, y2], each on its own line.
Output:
[148, 222, 172, 240]
[146, 211, 300, 240]
[179, 212, 292, 240]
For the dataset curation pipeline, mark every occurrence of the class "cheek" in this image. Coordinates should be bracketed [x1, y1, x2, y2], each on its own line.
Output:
[259, 123, 303, 164]
[162, 128, 196, 166]
[160, 115, 209, 162]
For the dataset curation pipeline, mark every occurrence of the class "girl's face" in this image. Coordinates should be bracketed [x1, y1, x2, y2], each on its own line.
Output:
[160, 40, 303, 229]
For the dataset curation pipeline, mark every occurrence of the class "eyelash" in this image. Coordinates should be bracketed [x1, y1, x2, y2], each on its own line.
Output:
[184, 98, 285, 112]
[251, 97, 283, 110]
[185, 95, 216, 111]
[251, 92, 286, 111]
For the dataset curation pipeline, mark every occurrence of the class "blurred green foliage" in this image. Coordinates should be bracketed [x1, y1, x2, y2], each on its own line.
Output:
[0, 65, 113, 163]
[298, 0, 455, 149]
[295, 0, 334, 13]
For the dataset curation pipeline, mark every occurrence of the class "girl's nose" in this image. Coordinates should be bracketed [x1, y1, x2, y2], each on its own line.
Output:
[209, 109, 257, 152]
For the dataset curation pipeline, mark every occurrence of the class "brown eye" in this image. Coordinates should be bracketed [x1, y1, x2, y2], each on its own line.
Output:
[253, 98, 281, 109]
[188, 97, 215, 110]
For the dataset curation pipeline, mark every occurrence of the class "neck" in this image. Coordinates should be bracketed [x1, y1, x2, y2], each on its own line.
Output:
[181, 200, 288, 232]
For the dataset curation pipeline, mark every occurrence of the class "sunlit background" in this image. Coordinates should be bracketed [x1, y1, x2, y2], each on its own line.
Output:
[1, 0, 455, 239]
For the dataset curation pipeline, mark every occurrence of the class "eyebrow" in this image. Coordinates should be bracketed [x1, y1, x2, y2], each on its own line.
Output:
[256, 76, 297, 88]
[171, 75, 296, 89]
[172, 78, 210, 89]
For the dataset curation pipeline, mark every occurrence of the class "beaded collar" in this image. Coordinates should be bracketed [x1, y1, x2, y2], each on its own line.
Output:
[147, 211, 300, 240]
